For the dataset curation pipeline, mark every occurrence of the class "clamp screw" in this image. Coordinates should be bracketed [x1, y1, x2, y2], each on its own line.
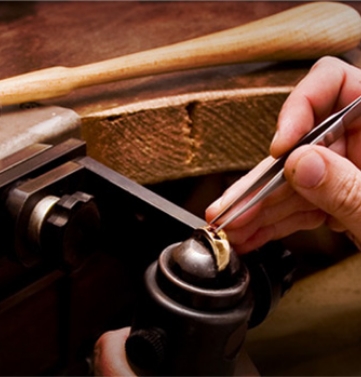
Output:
[125, 327, 167, 372]
[40, 191, 101, 268]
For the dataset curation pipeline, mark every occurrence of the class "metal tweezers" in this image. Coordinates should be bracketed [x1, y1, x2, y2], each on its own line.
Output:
[210, 95, 361, 232]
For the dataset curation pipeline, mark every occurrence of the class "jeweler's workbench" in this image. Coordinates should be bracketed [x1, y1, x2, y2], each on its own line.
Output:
[1, 2, 361, 376]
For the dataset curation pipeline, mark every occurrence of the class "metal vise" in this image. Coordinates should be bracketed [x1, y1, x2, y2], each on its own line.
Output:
[0, 139, 294, 376]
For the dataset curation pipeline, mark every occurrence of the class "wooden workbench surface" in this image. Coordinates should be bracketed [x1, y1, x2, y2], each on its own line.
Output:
[0, 1, 307, 113]
[0, 1, 332, 184]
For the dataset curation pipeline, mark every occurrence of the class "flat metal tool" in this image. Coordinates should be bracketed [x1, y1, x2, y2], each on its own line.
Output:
[210, 95, 361, 232]
[0, 105, 81, 159]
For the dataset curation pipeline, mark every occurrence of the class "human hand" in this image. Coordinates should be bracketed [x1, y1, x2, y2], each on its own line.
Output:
[206, 56, 361, 253]
[93, 327, 136, 377]
[93, 328, 260, 377]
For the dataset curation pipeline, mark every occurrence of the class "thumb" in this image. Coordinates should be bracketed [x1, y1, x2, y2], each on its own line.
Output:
[284, 145, 361, 245]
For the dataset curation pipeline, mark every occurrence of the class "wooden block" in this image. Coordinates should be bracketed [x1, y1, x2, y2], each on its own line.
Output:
[82, 88, 291, 184]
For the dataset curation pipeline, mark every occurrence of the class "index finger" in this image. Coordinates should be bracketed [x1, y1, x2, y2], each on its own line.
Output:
[271, 56, 361, 157]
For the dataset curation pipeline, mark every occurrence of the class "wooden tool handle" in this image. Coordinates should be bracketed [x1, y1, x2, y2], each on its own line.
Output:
[1, 2, 360, 106]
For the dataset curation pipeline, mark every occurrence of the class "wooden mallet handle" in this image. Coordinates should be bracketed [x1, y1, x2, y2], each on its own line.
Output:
[1, 2, 360, 106]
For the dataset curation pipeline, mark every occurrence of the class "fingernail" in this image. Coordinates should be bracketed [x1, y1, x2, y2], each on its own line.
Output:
[271, 130, 279, 148]
[292, 150, 326, 188]
[208, 196, 222, 211]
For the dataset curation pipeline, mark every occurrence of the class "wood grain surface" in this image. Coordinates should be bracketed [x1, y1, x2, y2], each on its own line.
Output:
[1, 2, 360, 106]
[1, 1, 360, 184]
[0, 2, 311, 183]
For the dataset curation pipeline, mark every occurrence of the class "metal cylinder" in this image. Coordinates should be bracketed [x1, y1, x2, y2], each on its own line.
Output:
[126, 237, 253, 376]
